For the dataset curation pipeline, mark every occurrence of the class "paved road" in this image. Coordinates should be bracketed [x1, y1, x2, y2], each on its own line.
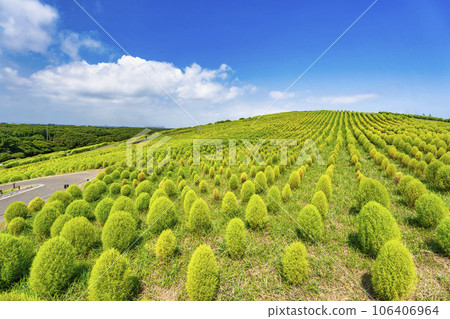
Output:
[0, 170, 102, 222]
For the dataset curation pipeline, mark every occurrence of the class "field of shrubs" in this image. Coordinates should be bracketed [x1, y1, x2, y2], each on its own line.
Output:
[0, 110, 449, 301]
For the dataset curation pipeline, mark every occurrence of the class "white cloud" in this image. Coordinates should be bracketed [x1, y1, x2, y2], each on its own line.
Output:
[305, 93, 377, 104]
[0, 0, 58, 53]
[60, 32, 104, 60]
[269, 90, 295, 100]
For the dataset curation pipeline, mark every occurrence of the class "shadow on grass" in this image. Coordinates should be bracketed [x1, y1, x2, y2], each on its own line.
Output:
[424, 238, 447, 257]
[349, 205, 359, 215]
[361, 272, 378, 300]
[404, 216, 421, 228]
[347, 232, 360, 252]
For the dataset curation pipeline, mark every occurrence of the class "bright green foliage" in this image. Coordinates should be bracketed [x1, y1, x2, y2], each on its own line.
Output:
[229, 174, 239, 190]
[66, 184, 83, 199]
[254, 171, 267, 193]
[110, 182, 121, 195]
[135, 192, 151, 213]
[29, 237, 76, 296]
[372, 240, 416, 300]
[183, 189, 198, 213]
[110, 196, 136, 218]
[404, 179, 427, 207]
[199, 180, 208, 193]
[357, 201, 401, 257]
[188, 198, 212, 231]
[0, 234, 33, 289]
[267, 185, 281, 213]
[120, 170, 130, 180]
[282, 184, 292, 202]
[398, 175, 414, 196]
[33, 206, 61, 237]
[155, 229, 177, 262]
[226, 218, 246, 260]
[311, 191, 328, 219]
[147, 197, 178, 234]
[8, 217, 26, 235]
[66, 199, 93, 219]
[385, 163, 396, 178]
[296, 204, 324, 242]
[48, 190, 73, 209]
[240, 180, 255, 202]
[436, 217, 450, 256]
[4, 201, 28, 223]
[0, 291, 39, 301]
[415, 193, 448, 228]
[88, 248, 136, 301]
[50, 214, 73, 237]
[83, 184, 101, 203]
[282, 241, 308, 285]
[149, 189, 168, 206]
[245, 194, 268, 229]
[265, 166, 275, 184]
[135, 180, 152, 196]
[425, 160, 444, 184]
[289, 171, 300, 189]
[186, 245, 219, 301]
[120, 184, 132, 197]
[163, 179, 177, 196]
[221, 191, 239, 218]
[60, 217, 97, 254]
[436, 165, 450, 191]
[94, 198, 114, 224]
[102, 211, 137, 252]
[28, 197, 45, 215]
[315, 175, 332, 201]
[356, 177, 390, 210]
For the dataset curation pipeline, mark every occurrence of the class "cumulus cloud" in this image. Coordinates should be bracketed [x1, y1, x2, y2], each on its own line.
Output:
[305, 93, 377, 104]
[0, 0, 58, 53]
[60, 32, 104, 60]
[269, 90, 295, 100]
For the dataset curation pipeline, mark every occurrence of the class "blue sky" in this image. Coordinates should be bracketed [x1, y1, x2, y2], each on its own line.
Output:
[0, 0, 449, 127]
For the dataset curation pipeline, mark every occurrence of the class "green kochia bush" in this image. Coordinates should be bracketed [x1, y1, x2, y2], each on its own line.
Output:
[147, 197, 178, 234]
[183, 189, 198, 213]
[415, 193, 448, 228]
[240, 180, 255, 202]
[296, 204, 324, 242]
[254, 171, 267, 193]
[149, 189, 168, 206]
[229, 174, 239, 190]
[8, 217, 26, 235]
[245, 194, 268, 229]
[186, 245, 219, 301]
[66, 185, 83, 199]
[48, 190, 73, 209]
[404, 179, 427, 207]
[356, 178, 390, 210]
[222, 191, 239, 218]
[372, 240, 416, 300]
[155, 229, 177, 262]
[188, 198, 212, 232]
[357, 201, 401, 257]
[289, 171, 300, 189]
[4, 201, 28, 223]
[50, 214, 73, 237]
[226, 218, 246, 259]
[135, 180, 152, 196]
[267, 185, 281, 213]
[65, 199, 93, 219]
[315, 175, 332, 201]
[94, 198, 114, 224]
[60, 217, 97, 254]
[282, 241, 308, 285]
[28, 197, 45, 215]
[436, 165, 450, 191]
[29, 237, 76, 296]
[110, 196, 136, 218]
[311, 191, 328, 219]
[88, 248, 136, 301]
[120, 184, 132, 197]
[436, 217, 450, 256]
[282, 184, 292, 202]
[33, 206, 61, 237]
[83, 184, 101, 203]
[0, 234, 34, 289]
[163, 179, 177, 196]
[110, 182, 121, 196]
[102, 211, 137, 252]
[398, 175, 414, 196]
[135, 192, 151, 213]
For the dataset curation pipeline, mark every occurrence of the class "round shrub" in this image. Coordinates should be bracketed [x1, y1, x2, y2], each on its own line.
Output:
[110, 196, 136, 218]
[267, 185, 281, 213]
[199, 180, 208, 193]
[404, 179, 427, 207]
[245, 194, 268, 229]
[265, 166, 275, 185]
[50, 214, 73, 237]
[66, 184, 83, 199]
[138, 172, 146, 182]
[8, 217, 26, 235]
[188, 198, 212, 232]
[60, 217, 97, 254]
[372, 240, 416, 300]
[29, 237, 76, 296]
[213, 188, 219, 200]
[311, 191, 328, 219]
[398, 175, 414, 196]
[282, 241, 308, 285]
[222, 191, 239, 218]
[163, 179, 177, 196]
[436, 217, 450, 256]
[315, 175, 332, 201]
[357, 201, 401, 257]
[83, 184, 101, 203]
[135, 180, 152, 197]
[120, 170, 130, 180]
[94, 198, 114, 224]
[103, 175, 113, 184]
[0, 234, 33, 289]
[356, 177, 390, 210]
[102, 211, 137, 252]
[33, 206, 61, 237]
[289, 171, 301, 189]
[120, 184, 133, 197]
[149, 189, 168, 206]
[296, 204, 324, 242]
[66, 199, 93, 219]
[155, 229, 177, 262]
[88, 248, 136, 301]
[226, 218, 246, 260]
[110, 182, 121, 196]
[425, 160, 444, 184]
[186, 245, 219, 301]
[28, 197, 45, 215]
[184, 189, 198, 213]
[394, 172, 403, 185]
[282, 184, 292, 202]
[436, 165, 450, 191]
[229, 174, 239, 190]
[48, 190, 73, 209]
[240, 180, 255, 202]
[254, 171, 267, 193]
[4, 201, 28, 223]
[135, 192, 151, 213]
[415, 193, 448, 228]
[147, 197, 178, 234]
[385, 163, 396, 178]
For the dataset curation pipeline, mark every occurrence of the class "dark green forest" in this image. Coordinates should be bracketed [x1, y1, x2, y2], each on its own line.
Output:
[0, 123, 156, 162]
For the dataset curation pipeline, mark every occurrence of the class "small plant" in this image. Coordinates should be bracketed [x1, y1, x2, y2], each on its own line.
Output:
[393, 172, 403, 185]
[296, 204, 324, 242]
[415, 193, 448, 228]
[8, 217, 26, 235]
[385, 163, 396, 178]
[245, 194, 268, 229]
[135, 192, 151, 213]
[120, 184, 133, 197]
[28, 197, 45, 215]
[163, 179, 177, 196]
[188, 198, 212, 232]
[289, 171, 300, 189]
[110, 196, 136, 219]
[265, 166, 275, 185]
[436, 165, 450, 191]
[267, 185, 281, 213]
[102, 211, 137, 252]
[229, 174, 239, 190]
[66, 199, 93, 219]
[240, 180, 255, 202]
[222, 191, 239, 218]
[135, 180, 152, 197]
[225, 218, 246, 260]
[66, 185, 83, 199]
[282, 241, 308, 285]
[311, 191, 328, 219]
[109, 182, 121, 196]
[147, 196, 178, 234]
[199, 180, 208, 193]
[186, 245, 219, 301]
[404, 179, 427, 207]
[60, 217, 97, 254]
[50, 214, 73, 237]
[33, 206, 61, 237]
[83, 184, 101, 203]
[48, 191, 73, 209]
[356, 177, 390, 210]
[371, 240, 416, 300]
[94, 198, 114, 224]
[282, 184, 292, 202]
[436, 217, 450, 256]
[149, 189, 168, 206]
[398, 175, 414, 196]
[254, 171, 268, 193]
[155, 229, 177, 262]
[4, 201, 28, 224]
[0, 234, 33, 289]
[183, 189, 198, 213]
[315, 175, 332, 201]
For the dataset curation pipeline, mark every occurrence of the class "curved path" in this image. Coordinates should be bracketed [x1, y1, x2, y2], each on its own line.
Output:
[0, 170, 102, 222]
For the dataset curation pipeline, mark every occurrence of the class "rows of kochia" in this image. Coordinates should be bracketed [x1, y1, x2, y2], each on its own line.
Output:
[0, 110, 448, 301]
